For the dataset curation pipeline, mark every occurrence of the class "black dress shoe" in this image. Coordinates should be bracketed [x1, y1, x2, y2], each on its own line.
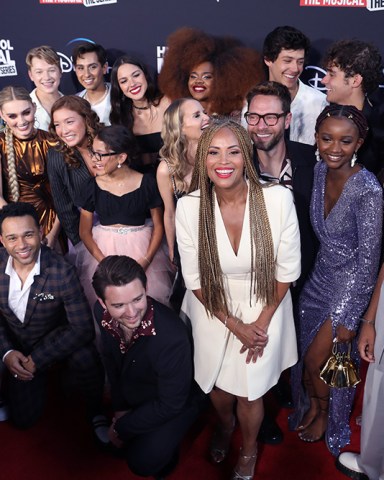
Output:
[257, 415, 283, 445]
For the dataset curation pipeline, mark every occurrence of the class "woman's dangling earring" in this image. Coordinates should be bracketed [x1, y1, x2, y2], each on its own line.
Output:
[315, 148, 321, 162]
[117, 162, 122, 169]
[351, 152, 357, 167]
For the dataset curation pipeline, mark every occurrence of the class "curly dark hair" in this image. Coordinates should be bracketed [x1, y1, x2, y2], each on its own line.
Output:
[49, 95, 101, 168]
[263, 26, 310, 62]
[323, 40, 383, 95]
[109, 55, 163, 130]
[158, 27, 264, 116]
[315, 104, 369, 140]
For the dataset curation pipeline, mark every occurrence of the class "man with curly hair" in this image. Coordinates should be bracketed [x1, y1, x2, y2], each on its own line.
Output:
[263, 26, 327, 146]
[322, 39, 384, 175]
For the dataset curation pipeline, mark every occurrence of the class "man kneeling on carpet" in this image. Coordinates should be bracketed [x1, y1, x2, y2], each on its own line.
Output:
[0, 202, 108, 442]
[92, 255, 203, 479]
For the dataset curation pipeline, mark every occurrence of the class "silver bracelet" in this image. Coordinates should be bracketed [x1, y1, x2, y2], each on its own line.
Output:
[361, 317, 375, 326]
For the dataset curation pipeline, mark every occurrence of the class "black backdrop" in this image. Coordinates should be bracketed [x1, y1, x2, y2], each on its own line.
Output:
[0, 0, 383, 94]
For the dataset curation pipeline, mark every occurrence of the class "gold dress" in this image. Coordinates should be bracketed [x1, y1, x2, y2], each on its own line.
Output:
[0, 129, 57, 237]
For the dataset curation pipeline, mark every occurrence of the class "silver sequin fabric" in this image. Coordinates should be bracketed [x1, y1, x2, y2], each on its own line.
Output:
[290, 161, 383, 455]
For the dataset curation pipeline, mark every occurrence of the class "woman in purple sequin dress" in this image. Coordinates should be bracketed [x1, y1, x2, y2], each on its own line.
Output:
[290, 105, 383, 455]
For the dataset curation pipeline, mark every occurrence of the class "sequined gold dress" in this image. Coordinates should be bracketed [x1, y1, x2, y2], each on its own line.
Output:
[0, 129, 57, 236]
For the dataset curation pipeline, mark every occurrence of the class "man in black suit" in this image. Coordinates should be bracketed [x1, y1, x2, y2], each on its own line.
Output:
[0, 202, 106, 440]
[246, 81, 318, 295]
[92, 255, 202, 479]
[245, 81, 318, 443]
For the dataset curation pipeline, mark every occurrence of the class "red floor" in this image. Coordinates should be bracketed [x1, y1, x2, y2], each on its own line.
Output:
[0, 370, 364, 480]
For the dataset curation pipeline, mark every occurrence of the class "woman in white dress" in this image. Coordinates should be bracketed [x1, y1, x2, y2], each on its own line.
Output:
[176, 119, 301, 479]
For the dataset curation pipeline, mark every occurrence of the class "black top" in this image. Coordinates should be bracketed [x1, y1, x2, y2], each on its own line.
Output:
[78, 173, 163, 226]
[360, 97, 384, 176]
[135, 132, 163, 154]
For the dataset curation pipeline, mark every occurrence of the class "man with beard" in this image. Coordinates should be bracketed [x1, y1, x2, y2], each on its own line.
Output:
[245, 81, 317, 442]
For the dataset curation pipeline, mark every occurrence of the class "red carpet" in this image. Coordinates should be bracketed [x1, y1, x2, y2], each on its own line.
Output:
[0, 369, 365, 480]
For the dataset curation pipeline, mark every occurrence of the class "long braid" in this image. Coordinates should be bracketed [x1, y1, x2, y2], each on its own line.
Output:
[191, 119, 276, 317]
[4, 125, 20, 201]
[0, 86, 33, 202]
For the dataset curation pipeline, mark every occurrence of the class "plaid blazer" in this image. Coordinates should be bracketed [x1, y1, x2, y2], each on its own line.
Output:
[0, 245, 95, 370]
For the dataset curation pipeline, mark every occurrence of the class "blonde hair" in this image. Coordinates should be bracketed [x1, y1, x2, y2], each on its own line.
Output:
[190, 119, 276, 316]
[26, 45, 61, 70]
[159, 98, 194, 193]
[0, 86, 35, 201]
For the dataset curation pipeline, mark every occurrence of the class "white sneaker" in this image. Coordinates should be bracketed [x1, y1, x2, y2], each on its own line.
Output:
[336, 452, 368, 480]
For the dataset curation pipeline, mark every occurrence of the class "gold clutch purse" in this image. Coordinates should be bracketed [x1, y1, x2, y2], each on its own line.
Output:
[320, 341, 361, 388]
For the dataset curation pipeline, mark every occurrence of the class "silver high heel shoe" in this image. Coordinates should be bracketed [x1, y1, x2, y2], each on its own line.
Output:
[231, 447, 258, 480]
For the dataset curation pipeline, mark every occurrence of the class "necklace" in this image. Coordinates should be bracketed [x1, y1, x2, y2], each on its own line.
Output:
[133, 103, 150, 110]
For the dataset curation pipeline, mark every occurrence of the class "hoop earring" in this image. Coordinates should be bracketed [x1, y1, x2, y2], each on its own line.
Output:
[351, 152, 357, 167]
[315, 148, 321, 162]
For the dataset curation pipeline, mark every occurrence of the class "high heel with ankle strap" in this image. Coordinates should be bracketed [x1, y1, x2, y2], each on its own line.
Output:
[231, 447, 258, 480]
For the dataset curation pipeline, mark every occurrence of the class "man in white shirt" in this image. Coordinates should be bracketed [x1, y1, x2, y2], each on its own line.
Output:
[263, 26, 327, 146]
[26, 45, 63, 131]
[0, 202, 107, 441]
[72, 43, 111, 125]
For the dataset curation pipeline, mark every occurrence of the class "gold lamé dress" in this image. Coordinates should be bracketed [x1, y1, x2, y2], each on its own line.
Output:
[0, 129, 57, 237]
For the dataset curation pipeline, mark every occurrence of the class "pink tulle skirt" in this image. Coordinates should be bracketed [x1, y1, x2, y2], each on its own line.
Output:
[81, 223, 172, 309]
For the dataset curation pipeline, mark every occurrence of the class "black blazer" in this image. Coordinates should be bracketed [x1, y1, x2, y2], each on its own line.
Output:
[253, 141, 318, 292]
[47, 148, 92, 246]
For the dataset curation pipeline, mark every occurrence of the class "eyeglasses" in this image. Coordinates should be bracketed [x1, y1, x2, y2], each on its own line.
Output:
[244, 112, 286, 126]
[89, 150, 118, 162]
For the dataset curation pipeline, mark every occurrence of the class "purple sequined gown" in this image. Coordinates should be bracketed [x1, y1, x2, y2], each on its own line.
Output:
[290, 161, 383, 455]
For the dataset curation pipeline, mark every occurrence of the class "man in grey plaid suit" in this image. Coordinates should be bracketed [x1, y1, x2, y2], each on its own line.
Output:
[0, 202, 106, 439]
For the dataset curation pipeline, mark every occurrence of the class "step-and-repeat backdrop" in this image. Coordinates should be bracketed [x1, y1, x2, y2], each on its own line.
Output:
[0, 0, 383, 94]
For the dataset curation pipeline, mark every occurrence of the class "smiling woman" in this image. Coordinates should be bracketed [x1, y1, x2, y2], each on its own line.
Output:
[78, 124, 172, 309]
[176, 119, 301, 479]
[109, 55, 170, 173]
[290, 104, 383, 455]
[47, 95, 101, 254]
[159, 27, 264, 121]
[0, 86, 60, 248]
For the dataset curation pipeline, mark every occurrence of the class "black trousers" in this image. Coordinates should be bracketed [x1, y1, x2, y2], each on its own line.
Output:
[123, 392, 205, 477]
[5, 343, 104, 429]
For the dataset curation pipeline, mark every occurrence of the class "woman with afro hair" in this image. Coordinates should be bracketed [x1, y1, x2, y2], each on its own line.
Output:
[158, 27, 264, 122]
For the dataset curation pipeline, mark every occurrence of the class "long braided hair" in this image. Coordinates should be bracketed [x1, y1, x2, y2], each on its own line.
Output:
[0, 86, 35, 202]
[189, 119, 276, 317]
